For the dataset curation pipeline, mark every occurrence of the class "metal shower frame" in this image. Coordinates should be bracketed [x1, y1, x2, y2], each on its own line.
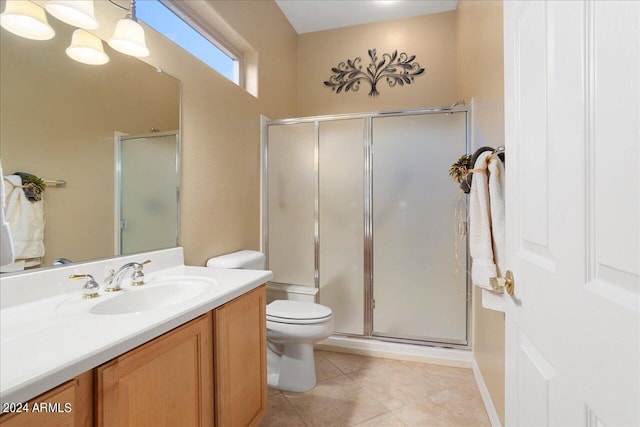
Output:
[261, 104, 472, 349]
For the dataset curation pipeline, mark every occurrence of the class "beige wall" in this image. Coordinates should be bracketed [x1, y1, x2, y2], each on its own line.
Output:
[297, 11, 458, 116]
[2, 0, 296, 268]
[86, 0, 298, 266]
[206, 0, 298, 119]
[457, 1, 505, 150]
[457, 1, 506, 424]
[0, 17, 178, 266]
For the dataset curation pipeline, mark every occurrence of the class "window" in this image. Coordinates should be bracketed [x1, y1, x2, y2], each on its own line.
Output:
[136, 0, 240, 84]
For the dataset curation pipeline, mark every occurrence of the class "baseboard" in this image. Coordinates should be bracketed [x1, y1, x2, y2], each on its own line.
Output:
[472, 357, 502, 427]
[316, 335, 472, 368]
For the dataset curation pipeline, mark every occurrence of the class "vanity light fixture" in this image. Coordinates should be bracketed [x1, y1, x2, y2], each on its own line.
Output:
[45, 0, 99, 30]
[1, 0, 150, 64]
[107, 0, 149, 58]
[0, 0, 55, 40]
[66, 29, 109, 65]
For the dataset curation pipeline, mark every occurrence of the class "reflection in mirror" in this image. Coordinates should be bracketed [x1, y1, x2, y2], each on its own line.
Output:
[118, 132, 179, 255]
[0, 13, 180, 272]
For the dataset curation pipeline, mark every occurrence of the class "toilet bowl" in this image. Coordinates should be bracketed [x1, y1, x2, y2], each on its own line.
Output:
[266, 300, 334, 392]
[206, 250, 335, 393]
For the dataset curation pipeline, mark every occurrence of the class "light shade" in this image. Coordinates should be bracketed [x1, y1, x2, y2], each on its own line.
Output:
[0, 0, 55, 40]
[108, 18, 149, 58]
[45, 0, 98, 30]
[66, 29, 109, 65]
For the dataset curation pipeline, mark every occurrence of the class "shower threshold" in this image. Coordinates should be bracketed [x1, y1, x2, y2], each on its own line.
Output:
[315, 334, 472, 368]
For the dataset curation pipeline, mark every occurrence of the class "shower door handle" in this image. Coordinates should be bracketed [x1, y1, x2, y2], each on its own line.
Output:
[490, 270, 515, 295]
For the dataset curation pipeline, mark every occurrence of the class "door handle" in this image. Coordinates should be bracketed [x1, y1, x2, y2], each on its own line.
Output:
[490, 270, 515, 295]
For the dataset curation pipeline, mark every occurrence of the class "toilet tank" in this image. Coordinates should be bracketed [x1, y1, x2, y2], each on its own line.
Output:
[206, 250, 265, 270]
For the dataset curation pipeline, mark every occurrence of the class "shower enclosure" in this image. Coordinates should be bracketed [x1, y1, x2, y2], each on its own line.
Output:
[262, 106, 470, 347]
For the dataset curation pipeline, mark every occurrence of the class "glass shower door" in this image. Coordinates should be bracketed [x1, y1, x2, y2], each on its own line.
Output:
[267, 123, 316, 287]
[120, 133, 179, 255]
[371, 112, 468, 343]
[318, 119, 365, 335]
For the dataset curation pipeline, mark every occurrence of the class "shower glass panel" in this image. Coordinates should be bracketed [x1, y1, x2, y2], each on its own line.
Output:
[267, 123, 316, 287]
[372, 112, 467, 343]
[264, 106, 470, 347]
[120, 133, 179, 255]
[318, 119, 365, 335]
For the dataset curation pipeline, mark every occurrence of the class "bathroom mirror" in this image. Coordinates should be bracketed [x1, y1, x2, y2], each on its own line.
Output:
[0, 16, 180, 271]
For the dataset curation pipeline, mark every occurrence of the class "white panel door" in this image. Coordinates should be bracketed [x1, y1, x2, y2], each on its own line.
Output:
[504, 1, 639, 426]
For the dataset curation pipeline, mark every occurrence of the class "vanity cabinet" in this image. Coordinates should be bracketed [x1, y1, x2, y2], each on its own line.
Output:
[213, 285, 267, 427]
[1, 285, 267, 427]
[0, 371, 93, 427]
[95, 313, 214, 427]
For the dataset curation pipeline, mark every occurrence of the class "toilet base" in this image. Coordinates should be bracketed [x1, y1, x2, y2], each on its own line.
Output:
[267, 342, 317, 393]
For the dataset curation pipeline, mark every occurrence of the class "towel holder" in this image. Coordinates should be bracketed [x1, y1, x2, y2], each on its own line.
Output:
[43, 179, 66, 187]
[487, 146, 505, 162]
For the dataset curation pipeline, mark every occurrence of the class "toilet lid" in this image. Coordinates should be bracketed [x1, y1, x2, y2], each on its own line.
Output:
[266, 300, 332, 323]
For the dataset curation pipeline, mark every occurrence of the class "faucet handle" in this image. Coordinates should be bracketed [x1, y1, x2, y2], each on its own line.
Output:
[69, 274, 100, 299]
[131, 259, 151, 286]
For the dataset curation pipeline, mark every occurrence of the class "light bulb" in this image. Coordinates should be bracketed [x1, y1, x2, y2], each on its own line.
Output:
[0, 0, 55, 41]
[108, 18, 149, 58]
[46, 1, 99, 30]
[66, 29, 109, 65]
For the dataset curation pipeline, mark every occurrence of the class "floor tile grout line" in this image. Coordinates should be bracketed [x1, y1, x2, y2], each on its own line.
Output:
[352, 408, 403, 427]
[284, 370, 392, 426]
[266, 352, 489, 427]
[339, 366, 405, 419]
[320, 352, 366, 376]
[402, 363, 482, 396]
[316, 354, 345, 382]
[279, 390, 313, 427]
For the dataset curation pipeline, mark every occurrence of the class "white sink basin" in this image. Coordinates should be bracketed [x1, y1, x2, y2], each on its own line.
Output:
[56, 276, 215, 315]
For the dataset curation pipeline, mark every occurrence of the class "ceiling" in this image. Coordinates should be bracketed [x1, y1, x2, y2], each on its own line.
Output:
[274, 0, 459, 34]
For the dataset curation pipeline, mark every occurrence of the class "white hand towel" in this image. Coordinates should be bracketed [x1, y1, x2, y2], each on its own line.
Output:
[488, 155, 505, 278]
[0, 162, 15, 267]
[2, 175, 45, 266]
[469, 151, 496, 290]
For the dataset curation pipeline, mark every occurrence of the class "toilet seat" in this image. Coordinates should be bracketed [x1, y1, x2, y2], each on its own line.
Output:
[267, 300, 332, 325]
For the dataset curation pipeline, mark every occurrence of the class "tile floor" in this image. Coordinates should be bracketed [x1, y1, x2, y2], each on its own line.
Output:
[260, 350, 491, 427]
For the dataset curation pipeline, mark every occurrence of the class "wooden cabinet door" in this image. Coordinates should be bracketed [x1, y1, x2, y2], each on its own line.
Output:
[0, 371, 92, 427]
[214, 285, 267, 427]
[96, 313, 213, 427]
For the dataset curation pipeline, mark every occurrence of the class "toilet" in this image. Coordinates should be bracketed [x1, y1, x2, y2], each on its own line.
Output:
[206, 250, 334, 393]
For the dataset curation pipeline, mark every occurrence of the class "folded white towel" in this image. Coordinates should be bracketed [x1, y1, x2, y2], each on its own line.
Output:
[0, 162, 15, 267]
[488, 155, 505, 278]
[469, 151, 497, 290]
[482, 288, 505, 312]
[2, 175, 44, 270]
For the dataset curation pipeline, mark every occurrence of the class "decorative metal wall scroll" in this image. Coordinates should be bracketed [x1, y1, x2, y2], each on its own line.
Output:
[324, 49, 425, 97]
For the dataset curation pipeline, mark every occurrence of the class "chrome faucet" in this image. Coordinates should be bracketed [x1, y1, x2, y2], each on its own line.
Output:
[104, 259, 151, 292]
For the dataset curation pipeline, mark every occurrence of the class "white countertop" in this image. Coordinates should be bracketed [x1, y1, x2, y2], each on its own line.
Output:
[0, 248, 272, 406]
